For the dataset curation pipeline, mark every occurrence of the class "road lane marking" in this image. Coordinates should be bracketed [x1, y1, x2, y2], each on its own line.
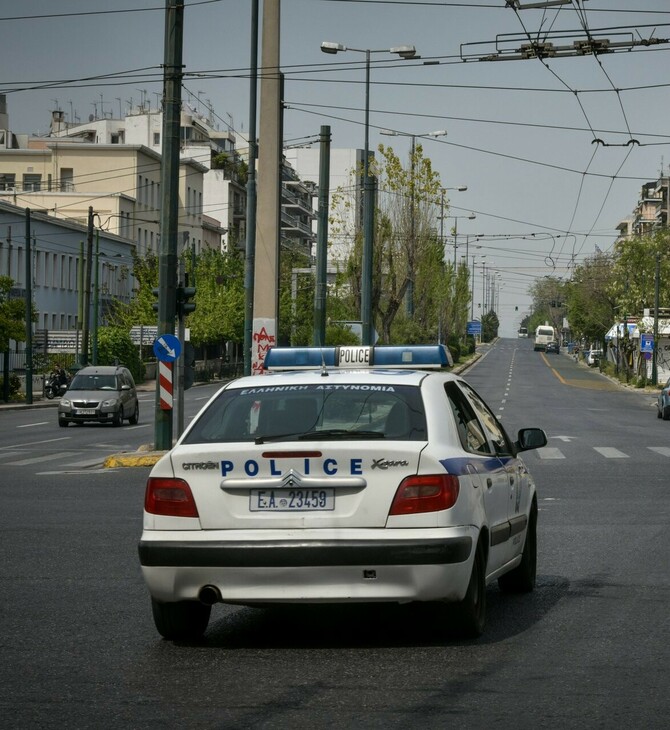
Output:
[0, 451, 21, 460]
[594, 447, 628, 459]
[536, 448, 565, 459]
[648, 446, 670, 457]
[17, 422, 50, 428]
[6, 452, 78, 466]
[0, 436, 71, 450]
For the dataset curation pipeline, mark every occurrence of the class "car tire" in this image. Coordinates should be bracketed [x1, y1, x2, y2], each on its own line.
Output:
[129, 402, 139, 425]
[112, 407, 123, 427]
[58, 417, 69, 428]
[658, 407, 663, 419]
[663, 406, 670, 421]
[452, 539, 486, 638]
[151, 598, 211, 641]
[498, 501, 537, 594]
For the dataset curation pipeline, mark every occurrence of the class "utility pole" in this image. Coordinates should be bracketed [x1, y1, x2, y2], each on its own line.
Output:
[92, 230, 99, 365]
[252, 0, 281, 374]
[81, 206, 94, 366]
[24, 209, 33, 404]
[243, 0, 259, 376]
[652, 253, 660, 385]
[313, 125, 331, 346]
[154, 0, 184, 450]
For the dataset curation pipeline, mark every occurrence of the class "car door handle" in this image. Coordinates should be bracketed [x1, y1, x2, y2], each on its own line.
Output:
[509, 475, 515, 485]
[486, 477, 493, 488]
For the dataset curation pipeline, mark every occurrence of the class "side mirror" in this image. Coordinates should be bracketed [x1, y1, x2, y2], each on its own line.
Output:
[515, 427, 547, 452]
[121, 384, 131, 391]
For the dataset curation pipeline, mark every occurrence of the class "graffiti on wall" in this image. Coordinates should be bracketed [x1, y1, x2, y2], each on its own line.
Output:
[252, 318, 276, 375]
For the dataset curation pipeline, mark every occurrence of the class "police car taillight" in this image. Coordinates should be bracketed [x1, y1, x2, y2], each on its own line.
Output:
[389, 475, 460, 515]
[145, 477, 199, 518]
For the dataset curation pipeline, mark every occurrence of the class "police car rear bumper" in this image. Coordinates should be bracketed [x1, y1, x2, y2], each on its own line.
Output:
[139, 530, 475, 604]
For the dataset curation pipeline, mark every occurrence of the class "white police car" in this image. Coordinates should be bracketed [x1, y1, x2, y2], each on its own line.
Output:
[139, 345, 547, 640]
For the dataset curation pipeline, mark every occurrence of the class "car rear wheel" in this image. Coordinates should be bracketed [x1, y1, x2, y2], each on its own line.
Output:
[498, 502, 537, 594]
[663, 406, 670, 421]
[129, 402, 139, 425]
[451, 539, 486, 638]
[151, 598, 211, 641]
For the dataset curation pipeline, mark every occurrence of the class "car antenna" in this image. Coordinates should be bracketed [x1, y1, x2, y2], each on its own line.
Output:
[320, 348, 329, 377]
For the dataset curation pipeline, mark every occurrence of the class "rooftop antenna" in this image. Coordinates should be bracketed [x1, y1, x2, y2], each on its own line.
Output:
[99, 93, 105, 119]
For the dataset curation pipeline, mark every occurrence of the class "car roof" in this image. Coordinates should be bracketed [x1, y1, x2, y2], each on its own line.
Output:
[225, 368, 458, 390]
[74, 366, 126, 375]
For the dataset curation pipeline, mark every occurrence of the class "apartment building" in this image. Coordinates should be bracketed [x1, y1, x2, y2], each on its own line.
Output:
[617, 175, 669, 239]
[0, 198, 135, 334]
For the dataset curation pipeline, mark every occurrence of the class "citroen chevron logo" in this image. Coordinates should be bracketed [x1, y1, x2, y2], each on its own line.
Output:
[280, 469, 304, 489]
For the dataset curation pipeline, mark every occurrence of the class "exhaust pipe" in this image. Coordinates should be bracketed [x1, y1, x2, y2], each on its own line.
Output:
[198, 585, 222, 606]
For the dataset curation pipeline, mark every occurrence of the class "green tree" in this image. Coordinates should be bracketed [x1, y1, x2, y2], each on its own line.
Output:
[331, 143, 454, 344]
[0, 276, 26, 350]
[566, 252, 616, 344]
[96, 326, 144, 382]
[609, 231, 670, 320]
[187, 248, 244, 347]
[109, 251, 159, 331]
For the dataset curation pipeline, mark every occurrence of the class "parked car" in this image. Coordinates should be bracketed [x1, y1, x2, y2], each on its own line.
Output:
[545, 341, 560, 354]
[139, 345, 548, 641]
[586, 349, 602, 367]
[657, 377, 670, 420]
[58, 365, 139, 427]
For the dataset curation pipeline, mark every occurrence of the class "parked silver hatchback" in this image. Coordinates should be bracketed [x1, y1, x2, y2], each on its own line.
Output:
[58, 365, 139, 427]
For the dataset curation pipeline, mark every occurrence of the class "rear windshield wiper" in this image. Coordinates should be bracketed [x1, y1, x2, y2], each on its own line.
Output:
[299, 429, 385, 440]
[255, 428, 386, 444]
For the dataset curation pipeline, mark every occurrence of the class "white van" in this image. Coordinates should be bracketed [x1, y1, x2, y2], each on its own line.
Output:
[534, 325, 556, 352]
[518, 327, 528, 338]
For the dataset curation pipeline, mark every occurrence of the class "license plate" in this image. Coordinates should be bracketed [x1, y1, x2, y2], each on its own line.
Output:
[75, 409, 96, 415]
[249, 488, 335, 512]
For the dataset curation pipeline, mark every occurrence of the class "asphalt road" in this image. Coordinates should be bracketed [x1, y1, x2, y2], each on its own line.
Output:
[1, 341, 669, 728]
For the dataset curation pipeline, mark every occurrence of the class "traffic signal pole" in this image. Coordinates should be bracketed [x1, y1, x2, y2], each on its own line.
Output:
[155, 0, 184, 451]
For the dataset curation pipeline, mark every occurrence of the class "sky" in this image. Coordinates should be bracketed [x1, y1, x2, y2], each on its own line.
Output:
[2, 0, 670, 337]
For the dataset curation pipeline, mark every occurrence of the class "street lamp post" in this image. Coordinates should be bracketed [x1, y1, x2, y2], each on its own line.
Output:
[380, 129, 448, 317]
[321, 41, 418, 344]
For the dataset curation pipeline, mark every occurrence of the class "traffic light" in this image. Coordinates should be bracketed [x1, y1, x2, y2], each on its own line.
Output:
[183, 342, 196, 390]
[151, 287, 160, 313]
[176, 286, 196, 318]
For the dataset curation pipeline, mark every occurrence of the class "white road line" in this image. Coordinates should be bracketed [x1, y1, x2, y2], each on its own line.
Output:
[0, 451, 21, 460]
[536, 447, 565, 460]
[594, 447, 628, 459]
[5, 452, 78, 466]
[17, 422, 50, 428]
[648, 446, 670, 457]
[0, 436, 71, 450]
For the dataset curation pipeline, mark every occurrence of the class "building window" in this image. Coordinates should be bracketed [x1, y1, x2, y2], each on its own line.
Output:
[60, 168, 74, 192]
[0, 173, 15, 190]
[153, 132, 160, 146]
[23, 173, 41, 192]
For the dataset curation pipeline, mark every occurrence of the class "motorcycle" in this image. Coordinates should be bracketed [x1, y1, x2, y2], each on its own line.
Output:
[44, 372, 69, 399]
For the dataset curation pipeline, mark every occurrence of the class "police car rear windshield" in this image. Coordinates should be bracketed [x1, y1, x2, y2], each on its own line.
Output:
[182, 384, 427, 444]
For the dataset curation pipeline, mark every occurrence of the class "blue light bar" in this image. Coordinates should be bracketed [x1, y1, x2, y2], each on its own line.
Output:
[263, 345, 453, 371]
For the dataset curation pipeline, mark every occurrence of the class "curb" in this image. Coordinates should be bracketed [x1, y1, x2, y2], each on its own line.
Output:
[103, 451, 167, 468]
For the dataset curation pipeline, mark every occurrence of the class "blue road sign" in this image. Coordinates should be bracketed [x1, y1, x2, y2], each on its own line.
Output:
[153, 333, 182, 363]
[640, 333, 654, 353]
[467, 320, 482, 334]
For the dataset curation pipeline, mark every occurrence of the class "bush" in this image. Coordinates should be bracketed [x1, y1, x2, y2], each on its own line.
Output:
[0, 373, 22, 400]
[95, 327, 145, 382]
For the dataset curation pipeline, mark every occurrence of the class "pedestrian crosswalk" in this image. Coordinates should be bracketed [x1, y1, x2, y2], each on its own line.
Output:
[534, 444, 662, 460]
